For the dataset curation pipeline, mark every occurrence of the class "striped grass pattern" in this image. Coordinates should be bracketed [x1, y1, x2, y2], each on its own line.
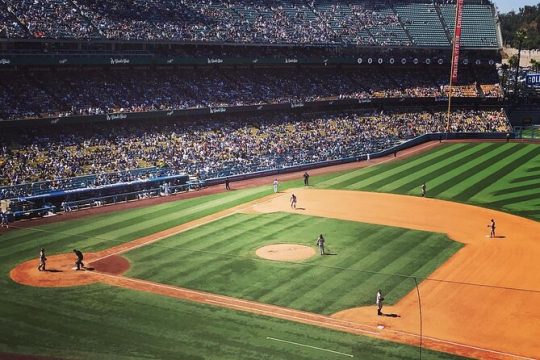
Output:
[319, 143, 540, 220]
[124, 213, 461, 315]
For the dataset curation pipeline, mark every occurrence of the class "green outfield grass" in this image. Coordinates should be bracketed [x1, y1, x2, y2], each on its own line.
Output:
[319, 142, 540, 220]
[518, 127, 540, 139]
[124, 212, 460, 315]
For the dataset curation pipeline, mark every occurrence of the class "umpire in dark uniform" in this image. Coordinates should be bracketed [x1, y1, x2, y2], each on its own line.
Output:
[303, 172, 310, 186]
[73, 249, 85, 270]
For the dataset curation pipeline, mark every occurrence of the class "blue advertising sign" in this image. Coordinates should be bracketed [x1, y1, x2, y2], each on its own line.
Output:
[526, 73, 540, 86]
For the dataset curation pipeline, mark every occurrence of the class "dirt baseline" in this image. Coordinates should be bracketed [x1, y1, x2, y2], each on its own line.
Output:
[9, 188, 540, 359]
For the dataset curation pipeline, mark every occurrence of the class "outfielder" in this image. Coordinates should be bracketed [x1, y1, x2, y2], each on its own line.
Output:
[37, 248, 47, 271]
[421, 182, 426, 197]
[316, 234, 325, 255]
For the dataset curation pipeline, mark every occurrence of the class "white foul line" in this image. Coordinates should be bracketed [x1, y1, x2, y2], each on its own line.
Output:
[266, 337, 354, 358]
[99, 272, 534, 360]
[204, 299, 379, 337]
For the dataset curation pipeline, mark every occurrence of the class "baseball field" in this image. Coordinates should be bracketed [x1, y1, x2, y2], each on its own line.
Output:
[2, 141, 540, 360]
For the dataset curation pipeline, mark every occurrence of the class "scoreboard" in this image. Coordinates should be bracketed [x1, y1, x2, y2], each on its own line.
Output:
[526, 73, 540, 86]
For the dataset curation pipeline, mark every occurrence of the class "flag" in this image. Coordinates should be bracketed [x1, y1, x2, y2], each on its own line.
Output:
[451, 0, 464, 83]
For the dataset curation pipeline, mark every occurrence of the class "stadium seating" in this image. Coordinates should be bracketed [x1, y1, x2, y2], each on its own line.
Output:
[394, 3, 450, 47]
[0, 0, 500, 48]
[439, 4, 498, 48]
[0, 67, 502, 121]
[0, 109, 511, 196]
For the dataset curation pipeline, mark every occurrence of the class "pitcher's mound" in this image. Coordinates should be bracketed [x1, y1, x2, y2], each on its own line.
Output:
[256, 244, 315, 262]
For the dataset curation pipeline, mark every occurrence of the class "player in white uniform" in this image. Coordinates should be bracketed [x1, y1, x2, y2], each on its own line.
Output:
[37, 248, 47, 271]
[273, 179, 278, 193]
[376, 289, 384, 315]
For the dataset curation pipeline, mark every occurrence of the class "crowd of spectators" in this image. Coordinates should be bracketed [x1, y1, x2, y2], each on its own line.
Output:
[4, 0, 99, 39]
[0, 0, 497, 47]
[0, 0, 409, 43]
[0, 109, 510, 197]
[0, 67, 502, 120]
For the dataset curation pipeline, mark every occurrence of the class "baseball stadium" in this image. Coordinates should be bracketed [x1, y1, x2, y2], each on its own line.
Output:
[1, 1, 540, 359]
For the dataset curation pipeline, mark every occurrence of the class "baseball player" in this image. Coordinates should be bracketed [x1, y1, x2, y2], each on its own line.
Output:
[421, 182, 426, 197]
[488, 219, 496, 238]
[73, 249, 85, 270]
[273, 179, 278, 193]
[376, 289, 384, 316]
[225, 178, 231, 191]
[290, 194, 297, 209]
[316, 234, 325, 255]
[37, 248, 47, 271]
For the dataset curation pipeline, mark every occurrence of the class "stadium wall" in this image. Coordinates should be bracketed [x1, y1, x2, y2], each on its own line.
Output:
[0, 98, 505, 127]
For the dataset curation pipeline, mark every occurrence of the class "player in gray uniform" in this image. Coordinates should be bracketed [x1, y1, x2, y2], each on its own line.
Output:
[37, 248, 47, 271]
[316, 234, 325, 255]
[376, 289, 384, 315]
[290, 194, 297, 209]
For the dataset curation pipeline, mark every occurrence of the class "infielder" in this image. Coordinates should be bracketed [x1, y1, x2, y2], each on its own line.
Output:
[488, 219, 496, 238]
[421, 182, 426, 197]
[37, 248, 47, 271]
[273, 179, 278, 193]
[376, 289, 384, 316]
[290, 194, 297, 209]
[316, 234, 325, 255]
